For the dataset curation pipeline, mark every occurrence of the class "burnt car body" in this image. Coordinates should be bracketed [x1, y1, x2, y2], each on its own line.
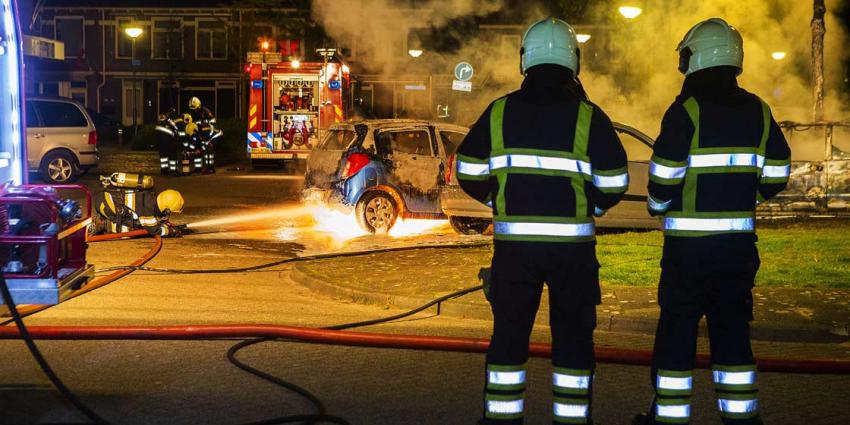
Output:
[759, 122, 850, 214]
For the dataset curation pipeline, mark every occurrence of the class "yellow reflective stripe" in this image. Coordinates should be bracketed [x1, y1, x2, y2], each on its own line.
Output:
[490, 97, 507, 151]
[104, 192, 116, 213]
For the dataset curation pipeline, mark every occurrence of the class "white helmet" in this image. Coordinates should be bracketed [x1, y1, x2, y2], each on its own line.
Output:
[520, 17, 580, 75]
[677, 18, 744, 76]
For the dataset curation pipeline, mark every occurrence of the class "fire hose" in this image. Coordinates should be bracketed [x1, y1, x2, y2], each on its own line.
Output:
[2, 234, 848, 425]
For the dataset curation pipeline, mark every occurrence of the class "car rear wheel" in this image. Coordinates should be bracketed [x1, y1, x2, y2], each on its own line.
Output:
[40, 151, 78, 183]
[449, 216, 491, 235]
[356, 192, 398, 234]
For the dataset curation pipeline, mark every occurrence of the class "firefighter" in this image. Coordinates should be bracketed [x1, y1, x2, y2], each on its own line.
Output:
[92, 175, 185, 237]
[187, 96, 220, 173]
[632, 18, 791, 425]
[456, 17, 629, 425]
[155, 111, 180, 175]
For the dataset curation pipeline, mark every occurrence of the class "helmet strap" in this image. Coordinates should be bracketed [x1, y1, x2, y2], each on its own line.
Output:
[519, 46, 526, 75]
[574, 48, 581, 76]
[678, 47, 693, 75]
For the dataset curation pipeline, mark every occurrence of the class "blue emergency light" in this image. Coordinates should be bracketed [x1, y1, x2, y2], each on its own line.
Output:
[328, 80, 341, 90]
[0, 0, 26, 186]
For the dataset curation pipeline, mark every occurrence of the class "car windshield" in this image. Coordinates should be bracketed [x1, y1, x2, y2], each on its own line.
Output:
[319, 129, 357, 150]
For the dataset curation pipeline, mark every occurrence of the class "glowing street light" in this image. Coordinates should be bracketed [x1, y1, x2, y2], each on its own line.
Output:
[260, 40, 270, 51]
[619, 6, 643, 19]
[576, 34, 591, 43]
[124, 27, 143, 39]
[771, 51, 787, 60]
[408, 49, 424, 58]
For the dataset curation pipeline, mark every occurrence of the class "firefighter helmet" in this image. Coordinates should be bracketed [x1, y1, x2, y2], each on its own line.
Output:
[185, 122, 198, 136]
[520, 17, 580, 75]
[157, 189, 184, 214]
[189, 96, 201, 110]
[677, 18, 744, 76]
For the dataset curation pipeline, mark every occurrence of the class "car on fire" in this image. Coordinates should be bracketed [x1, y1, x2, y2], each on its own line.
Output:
[440, 122, 659, 234]
[304, 119, 658, 234]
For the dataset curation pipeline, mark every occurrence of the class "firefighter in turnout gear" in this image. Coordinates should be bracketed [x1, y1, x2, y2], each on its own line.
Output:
[187, 96, 221, 173]
[92, 173, 186, 237]
[632, 18, 791, 425]
[155, 110, 181, 175]
[457, 17, 628, 425]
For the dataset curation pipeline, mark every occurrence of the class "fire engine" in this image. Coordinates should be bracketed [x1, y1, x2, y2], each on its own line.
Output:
[245, 50, 352, 170]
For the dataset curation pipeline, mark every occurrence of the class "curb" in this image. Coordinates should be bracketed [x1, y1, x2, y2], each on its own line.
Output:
[292, 265, 849, 344]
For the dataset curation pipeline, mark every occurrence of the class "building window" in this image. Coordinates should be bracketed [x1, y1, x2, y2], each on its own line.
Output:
[55, 17, 84, 58]
[279, 38, 303, 58]
[70, 81, 87, 107]
[196, 20, 227, 60]
[153, 18, 183, 59]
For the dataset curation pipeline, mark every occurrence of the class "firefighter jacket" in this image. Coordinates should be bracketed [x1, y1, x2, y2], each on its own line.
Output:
[647, 67, 792, 237]
[95, 188, 171, 236]
[456, 65, 629, 242]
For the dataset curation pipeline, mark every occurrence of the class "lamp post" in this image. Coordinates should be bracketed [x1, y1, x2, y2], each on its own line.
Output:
[125, 26, 143, 138]
[618, 6, 643, 19]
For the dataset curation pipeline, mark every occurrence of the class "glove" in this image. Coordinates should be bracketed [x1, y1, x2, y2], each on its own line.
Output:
[162, 221, 182, 238]
[478, 267, 492, 300]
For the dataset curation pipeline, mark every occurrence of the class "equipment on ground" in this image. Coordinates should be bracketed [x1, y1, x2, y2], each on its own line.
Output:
[0, 185, 95, 305]
[245, 52, 353, 171]
[521, 17, 580, 75]
[677, 18, 744, 76]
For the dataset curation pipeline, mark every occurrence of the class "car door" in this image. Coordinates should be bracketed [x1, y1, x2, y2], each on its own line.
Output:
[25, 100, 47, 170]
[376, 127, 443, 214]
[599, 125, 656, 228]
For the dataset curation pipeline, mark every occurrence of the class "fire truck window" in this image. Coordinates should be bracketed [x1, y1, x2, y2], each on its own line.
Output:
[381, 130, 433, 156]
[35, 101, 88, 128]
[617, 129, 652, 162]
[320, 130, 356, 150]
[439, 131, 467, 155]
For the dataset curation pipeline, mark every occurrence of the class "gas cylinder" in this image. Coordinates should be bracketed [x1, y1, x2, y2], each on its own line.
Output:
[105, 173, 154, 189]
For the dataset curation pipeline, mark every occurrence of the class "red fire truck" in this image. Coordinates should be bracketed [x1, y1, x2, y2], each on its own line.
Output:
[245, 52, 352, 170]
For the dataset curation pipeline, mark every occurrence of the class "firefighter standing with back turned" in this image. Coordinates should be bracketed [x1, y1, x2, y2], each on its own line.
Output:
[632, 18, 791, 425]
[188, 96, 220, 173]
[456, 17, 629, 425]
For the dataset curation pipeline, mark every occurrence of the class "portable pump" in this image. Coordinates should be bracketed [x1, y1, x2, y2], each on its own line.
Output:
[0, 185, 95, 306]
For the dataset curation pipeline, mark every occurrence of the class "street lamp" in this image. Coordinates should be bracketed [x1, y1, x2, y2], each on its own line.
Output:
[576, 34, 591, 44]
[125, 26, 143, 137]
[771, 51, 787, 60]
[408, 49, 423, 58]
[619, 6, 643, 19]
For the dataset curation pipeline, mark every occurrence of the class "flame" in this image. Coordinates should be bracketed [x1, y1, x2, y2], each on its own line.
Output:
[185, 202, 453, 245]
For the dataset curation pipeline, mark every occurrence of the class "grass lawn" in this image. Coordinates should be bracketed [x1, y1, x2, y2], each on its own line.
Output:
[598, 219, 850, 288]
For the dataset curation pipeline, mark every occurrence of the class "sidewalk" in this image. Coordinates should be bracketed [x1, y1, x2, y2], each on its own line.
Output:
[291, 245, 850, 344]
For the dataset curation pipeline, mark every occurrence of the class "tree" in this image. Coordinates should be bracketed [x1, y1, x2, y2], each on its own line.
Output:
[812, 0, 826, 122]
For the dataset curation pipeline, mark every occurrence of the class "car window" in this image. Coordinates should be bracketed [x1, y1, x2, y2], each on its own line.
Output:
[25, 101, 39, 127]
[320, 129, 357, 150]
[440, 131, 467, 155]
[617, 129, 652, 162]
[35, 101, 88, 127]
[380, 130, 433, 156]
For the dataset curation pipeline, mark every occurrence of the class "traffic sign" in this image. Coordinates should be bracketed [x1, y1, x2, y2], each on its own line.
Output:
[454, 62, 474, 82]
[452, 80, 472, 92]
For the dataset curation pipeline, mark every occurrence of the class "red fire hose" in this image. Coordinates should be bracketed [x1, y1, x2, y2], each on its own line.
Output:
[0, 324, 846, 375]
[87, 229, 150, 242]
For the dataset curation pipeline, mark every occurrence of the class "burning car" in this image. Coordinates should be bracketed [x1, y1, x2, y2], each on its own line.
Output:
[304, 119, 465, 233]
[304, 119, 659, 234]
[440, 123, 659, 234]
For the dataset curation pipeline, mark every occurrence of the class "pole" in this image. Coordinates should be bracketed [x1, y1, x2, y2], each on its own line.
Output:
[132, 37, 138, 138]
[812, 0, 826, 122]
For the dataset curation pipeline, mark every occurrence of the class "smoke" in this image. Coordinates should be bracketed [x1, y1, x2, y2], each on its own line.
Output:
[311, 0, 848, 134]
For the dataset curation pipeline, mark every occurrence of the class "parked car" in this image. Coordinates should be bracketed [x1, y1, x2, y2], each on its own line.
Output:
[304, 119, 465, 233]
[304, 119, 658, 234]
[25, 97, 99, 183]
[86, 107, 122, 145]
[440, 122, 659, 234]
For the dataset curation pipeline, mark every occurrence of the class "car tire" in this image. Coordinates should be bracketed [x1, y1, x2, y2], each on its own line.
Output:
[40, 151, 78, 184]
[356, 191, 398, 234]
[449, 216, 491, 235]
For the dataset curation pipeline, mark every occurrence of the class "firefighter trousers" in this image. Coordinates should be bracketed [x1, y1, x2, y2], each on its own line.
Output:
[482, 241, 600, 425]
[648, 236, 762, 425]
